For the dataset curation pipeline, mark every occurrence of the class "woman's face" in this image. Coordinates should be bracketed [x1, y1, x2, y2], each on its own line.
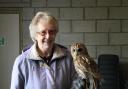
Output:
[35, 19, 57, 51]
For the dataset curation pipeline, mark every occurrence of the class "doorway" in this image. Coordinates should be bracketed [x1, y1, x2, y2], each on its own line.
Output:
[0, 9, 22, 89]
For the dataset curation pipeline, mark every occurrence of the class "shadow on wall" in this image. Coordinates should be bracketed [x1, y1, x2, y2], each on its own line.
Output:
[98, 54, 120, 89]
[98, 54, 128, 89]
[119, 62, 128, 89]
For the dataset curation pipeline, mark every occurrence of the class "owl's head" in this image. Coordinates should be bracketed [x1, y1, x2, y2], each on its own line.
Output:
[70, 43, 89, 59]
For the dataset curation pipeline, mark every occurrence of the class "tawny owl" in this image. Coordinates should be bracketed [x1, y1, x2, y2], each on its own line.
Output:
[71, 43, 101, 89]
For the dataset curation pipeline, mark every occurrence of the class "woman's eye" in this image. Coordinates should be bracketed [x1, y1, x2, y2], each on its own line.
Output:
[49, 30, 57, 35]
[38, 32, 45, 36]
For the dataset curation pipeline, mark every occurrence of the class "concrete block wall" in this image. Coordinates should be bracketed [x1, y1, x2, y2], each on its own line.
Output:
[0, 0, 128, 63]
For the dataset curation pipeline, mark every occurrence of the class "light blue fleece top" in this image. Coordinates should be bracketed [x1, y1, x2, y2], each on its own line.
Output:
[10, 43, 77, 89]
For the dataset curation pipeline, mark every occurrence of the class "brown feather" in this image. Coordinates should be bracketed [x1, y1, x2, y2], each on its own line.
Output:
[71, 43, 101, 89]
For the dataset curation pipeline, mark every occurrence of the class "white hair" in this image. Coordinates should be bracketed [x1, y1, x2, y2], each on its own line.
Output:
[29, 11, 58, 42]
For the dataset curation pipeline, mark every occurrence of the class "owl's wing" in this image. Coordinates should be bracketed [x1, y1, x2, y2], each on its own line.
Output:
[81, 56, 101, 89]
[80, 56, 101, 79]
[89, 58, 101, 79]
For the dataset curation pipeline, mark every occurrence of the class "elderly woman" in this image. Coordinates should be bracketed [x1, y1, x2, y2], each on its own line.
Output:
[10, 11, 85, 89]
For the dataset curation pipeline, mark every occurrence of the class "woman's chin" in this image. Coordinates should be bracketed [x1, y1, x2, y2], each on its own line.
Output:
[42, 43, 53, 49]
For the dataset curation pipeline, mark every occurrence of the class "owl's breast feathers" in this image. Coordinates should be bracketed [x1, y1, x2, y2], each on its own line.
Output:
[73, 55, 101, 80]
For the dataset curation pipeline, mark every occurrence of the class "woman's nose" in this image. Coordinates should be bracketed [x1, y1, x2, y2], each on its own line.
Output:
[45, 32, 50, 39]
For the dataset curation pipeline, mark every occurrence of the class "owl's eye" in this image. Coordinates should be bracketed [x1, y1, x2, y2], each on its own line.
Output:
[73, 49, 75, 52]
[78, 48, 82, 52]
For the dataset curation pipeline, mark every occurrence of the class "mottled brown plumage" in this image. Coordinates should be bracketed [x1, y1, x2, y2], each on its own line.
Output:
[71, 43, 101, 89]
